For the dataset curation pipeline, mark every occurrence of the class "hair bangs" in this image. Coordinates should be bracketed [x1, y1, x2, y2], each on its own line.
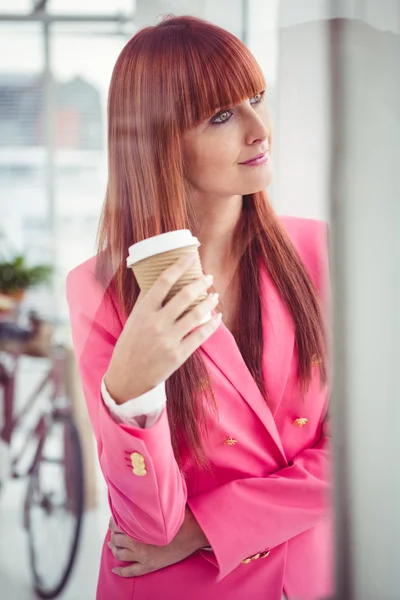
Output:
[154, 17, 266, 130]
[184, 39, 266, 128]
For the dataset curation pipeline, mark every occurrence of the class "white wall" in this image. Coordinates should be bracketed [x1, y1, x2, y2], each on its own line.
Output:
[271, 0, 400, 221]
[274, 17, 331, 220]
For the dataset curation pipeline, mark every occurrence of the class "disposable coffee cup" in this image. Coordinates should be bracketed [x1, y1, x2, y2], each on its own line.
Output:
[126, 230, 212, 325]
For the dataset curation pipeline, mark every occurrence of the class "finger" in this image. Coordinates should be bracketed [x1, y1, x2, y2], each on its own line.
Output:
[174, 292, 220, 338]
[108, 542, 136, 563]
[145, 253, 198, 309]
[181, 312, 223, 358]
[110, 531, 130, 548]
[161, 273, 215, 323]
[112, 562, 151, 578]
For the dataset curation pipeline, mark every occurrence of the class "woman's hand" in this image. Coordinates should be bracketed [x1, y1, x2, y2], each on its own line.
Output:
[104, 253, 221, 403]
[109, 506, 210, 577]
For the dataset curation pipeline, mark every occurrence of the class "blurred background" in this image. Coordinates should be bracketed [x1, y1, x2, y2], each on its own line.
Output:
[0, 1, 399, 599]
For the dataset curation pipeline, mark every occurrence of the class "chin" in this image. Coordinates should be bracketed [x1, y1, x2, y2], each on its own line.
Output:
[238, 162, 273, 194]
[242, 172, 273, 195]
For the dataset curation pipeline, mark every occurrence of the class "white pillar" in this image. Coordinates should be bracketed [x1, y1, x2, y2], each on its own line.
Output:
[329, 11, 400, 599]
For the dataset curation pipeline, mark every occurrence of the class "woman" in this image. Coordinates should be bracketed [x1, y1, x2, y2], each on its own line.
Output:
[67, 15, 332, 600]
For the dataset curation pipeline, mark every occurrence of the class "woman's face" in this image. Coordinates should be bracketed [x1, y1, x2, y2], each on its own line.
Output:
[182, 91, 273, 199]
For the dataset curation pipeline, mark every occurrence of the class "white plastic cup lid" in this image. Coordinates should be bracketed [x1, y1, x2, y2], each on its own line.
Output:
[126, 229, 200, 267]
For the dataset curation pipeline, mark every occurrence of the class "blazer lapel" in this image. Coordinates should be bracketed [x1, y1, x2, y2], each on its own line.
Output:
[201, 262, 294, 464]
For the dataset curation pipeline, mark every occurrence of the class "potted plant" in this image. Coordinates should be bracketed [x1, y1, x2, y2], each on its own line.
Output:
[0, 254, 52, 303]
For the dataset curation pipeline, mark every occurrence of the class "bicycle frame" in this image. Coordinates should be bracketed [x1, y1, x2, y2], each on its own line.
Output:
[0, 327, 85, 599]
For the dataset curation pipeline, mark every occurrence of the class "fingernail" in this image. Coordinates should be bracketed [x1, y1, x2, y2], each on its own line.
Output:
[112, 568, 119, 575]
[204, 274, 213, 285]
[108, 542, 112, 549]
[210, 293, 219, 303]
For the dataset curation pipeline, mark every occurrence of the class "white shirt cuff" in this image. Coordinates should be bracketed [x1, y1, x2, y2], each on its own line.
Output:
[101, 378, 167, 428]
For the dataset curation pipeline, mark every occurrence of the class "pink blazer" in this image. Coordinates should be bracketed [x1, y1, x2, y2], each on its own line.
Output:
[66, 216, 333, 600]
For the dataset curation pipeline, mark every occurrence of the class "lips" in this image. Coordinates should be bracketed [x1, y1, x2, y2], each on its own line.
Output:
[240, 150, 269, 166]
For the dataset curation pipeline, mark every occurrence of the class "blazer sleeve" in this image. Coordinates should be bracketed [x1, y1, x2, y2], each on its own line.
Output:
[66, 264, 187, 545]
[188, 414, 331, 581]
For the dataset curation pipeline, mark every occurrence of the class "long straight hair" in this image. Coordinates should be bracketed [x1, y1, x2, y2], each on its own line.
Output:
[96, 16, 327, 469]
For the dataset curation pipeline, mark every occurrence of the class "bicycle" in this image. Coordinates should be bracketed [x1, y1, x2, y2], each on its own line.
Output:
[0, 308, 85, 599]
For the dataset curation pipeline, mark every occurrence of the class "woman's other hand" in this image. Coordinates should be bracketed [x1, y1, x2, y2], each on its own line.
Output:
[108, 506, 209, 577]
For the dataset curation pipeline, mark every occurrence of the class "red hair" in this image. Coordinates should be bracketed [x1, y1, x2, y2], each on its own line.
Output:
[97, 16, 327, 469]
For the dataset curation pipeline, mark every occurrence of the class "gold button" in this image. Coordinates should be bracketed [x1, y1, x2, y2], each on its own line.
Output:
[224, 437, 238, 446]
[242, 552, 263, 564]
[293, 418, 308, 427]
[130, 452, 147, 476]
[133, 467, 147, 476]
[259, 551, 270, 559]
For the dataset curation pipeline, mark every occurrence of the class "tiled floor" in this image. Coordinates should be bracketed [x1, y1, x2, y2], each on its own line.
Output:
[0, 476, 109, 600]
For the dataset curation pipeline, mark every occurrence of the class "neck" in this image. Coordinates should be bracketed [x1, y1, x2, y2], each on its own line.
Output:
[191, 193, 243, 273]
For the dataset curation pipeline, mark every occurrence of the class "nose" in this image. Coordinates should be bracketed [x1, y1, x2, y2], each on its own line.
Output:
[244, 112, 269, 147]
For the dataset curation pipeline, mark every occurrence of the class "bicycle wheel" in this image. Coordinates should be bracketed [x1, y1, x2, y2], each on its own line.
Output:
[25, 413, 84, 599]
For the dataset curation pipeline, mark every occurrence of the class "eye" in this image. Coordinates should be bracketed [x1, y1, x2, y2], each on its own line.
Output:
[211, 109, 233, 125]
[250, 91, 265, 105]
